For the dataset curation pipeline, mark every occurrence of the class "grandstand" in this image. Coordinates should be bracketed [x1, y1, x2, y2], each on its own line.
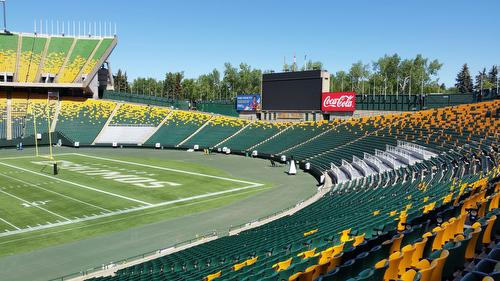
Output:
[55, 98, 116, 144]
[0, 89, 498, 281]
[72, 100, 498, 281]
[0, 32, 116, 93]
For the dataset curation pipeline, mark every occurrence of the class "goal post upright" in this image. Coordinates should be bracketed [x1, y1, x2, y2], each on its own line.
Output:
[29, 100, 40, 157]
[46, 100, 53, 161]
[47, 91, 59, 162]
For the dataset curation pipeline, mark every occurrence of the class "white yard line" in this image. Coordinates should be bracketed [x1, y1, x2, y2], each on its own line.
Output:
[0, 153, 76, 160]
[0, 161, 153, 206]
[0, 189, 71, 221]
[0, 186, 271, 243]
[0, 173, 112, 213]
[0, 183, 265, 238]
[71, 153, 261, 185]
[0, 218, 21, 230]
[0, 152, 265, 238]
[153, 183, 263, 208]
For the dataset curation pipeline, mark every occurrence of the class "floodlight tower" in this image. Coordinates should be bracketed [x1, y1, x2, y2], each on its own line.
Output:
[1, 0, 7, 33]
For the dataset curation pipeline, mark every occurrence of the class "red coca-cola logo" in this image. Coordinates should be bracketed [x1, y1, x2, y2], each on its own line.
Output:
[322, 92, 356, 112]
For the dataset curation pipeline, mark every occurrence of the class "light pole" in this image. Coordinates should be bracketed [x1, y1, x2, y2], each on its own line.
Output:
[1, 0, 7, 33]
[384, 76, 387, 100]
[372, 77, 376, 99]
[396, 76, 399, 100]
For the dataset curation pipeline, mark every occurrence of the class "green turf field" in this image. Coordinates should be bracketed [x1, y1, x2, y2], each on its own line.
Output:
[0, 150, 266, 257]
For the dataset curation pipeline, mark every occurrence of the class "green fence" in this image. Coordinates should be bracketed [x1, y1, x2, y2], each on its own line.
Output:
[103, 91, 190, 110]
[103, 91, 239, 116]
[105, 91, 498, 114]
[355, 91, 498, 111]
[195, 100, 238, 117]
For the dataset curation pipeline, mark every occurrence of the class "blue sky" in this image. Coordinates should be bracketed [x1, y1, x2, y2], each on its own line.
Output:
[6, 0, 500, 86]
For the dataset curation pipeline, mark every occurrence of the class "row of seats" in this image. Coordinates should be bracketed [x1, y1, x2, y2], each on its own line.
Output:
[110, 103, 171, 126]
[218, 122, 290, 152]
[56, 98, 116, 144]
[0, 33, 114, 83]
[144, 110, 212, 147]
[182, 116, 250, 148]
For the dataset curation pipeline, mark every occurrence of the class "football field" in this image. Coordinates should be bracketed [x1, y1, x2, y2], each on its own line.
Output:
[0, 151, 264, 255]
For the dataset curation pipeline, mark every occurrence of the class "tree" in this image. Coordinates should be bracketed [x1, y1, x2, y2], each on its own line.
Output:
[174, 72, 184, 99]
[222, 63, 238, 99]
[162, 72, 184, 99]
[114, 69, 130, 93]
[455, 64, 473, 93]
[348, 61, 370, 93]
[488, 65, 498, 90]
[474, 68, 491, 93]
[374, 54, 401, 94]
[181, 78, 196, 100]
[301, 60, 323, 71]
[131, 77, 161, 96]
[330, 71, 348, 92]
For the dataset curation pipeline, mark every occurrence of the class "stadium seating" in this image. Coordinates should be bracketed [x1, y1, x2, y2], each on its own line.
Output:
[17, 35, 47, 83]
[55, 98, 116, 144]
[82, 100, 500, 281]
[0, 94, 498, 281]
[81, 38, 114, 78]
[10, 95, 29, 139]
[58, 38, 100, 83]
[22, 96, 57, 139]
[182, 115, 249, 148]
[110, 103, 170, 126]
[0, 33, 115, 84]
[41, 37, 74, 75]
[0, 33, 18, 74]
[144, 110, 212, 147]
[252, 121, 334, 155]
[217, 121, 289, 152]
[85, 160, 499, 281]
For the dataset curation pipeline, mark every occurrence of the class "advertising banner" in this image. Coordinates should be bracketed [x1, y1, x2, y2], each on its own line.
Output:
[322, 92, 356, 112]
[236, 94, 261, 111]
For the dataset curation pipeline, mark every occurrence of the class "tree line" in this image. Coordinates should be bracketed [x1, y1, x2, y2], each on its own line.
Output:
[113, 54, 499, 101]
[114, 63, 261, 101]
[454, 64, 498, 94]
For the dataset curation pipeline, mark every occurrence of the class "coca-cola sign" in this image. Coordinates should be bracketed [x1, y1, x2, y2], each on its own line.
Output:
[322, 92, 356, 112]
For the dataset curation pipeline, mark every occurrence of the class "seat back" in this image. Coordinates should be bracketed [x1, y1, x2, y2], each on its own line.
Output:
[466, 227, 482, 260]
[430, 249, 449, 281]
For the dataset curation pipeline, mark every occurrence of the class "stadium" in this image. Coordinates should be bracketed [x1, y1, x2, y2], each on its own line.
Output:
[0, 1, 499, 281]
